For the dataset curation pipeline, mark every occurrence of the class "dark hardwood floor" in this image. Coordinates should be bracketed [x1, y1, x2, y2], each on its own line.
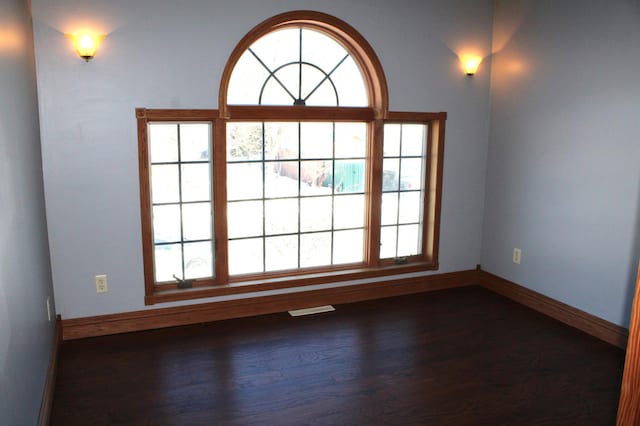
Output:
[51, 286, 625, 425]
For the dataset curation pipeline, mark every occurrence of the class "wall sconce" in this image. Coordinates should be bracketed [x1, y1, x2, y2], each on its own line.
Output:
[66, 33, 105, 62]
[461, 55, 482, 76]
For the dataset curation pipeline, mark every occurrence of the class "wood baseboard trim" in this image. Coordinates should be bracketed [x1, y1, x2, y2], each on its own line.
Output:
[478, 270, 628, 349]
[38, 315, 62, 426]
[61, 268, 627, 348]
[62, 270, 477, 340]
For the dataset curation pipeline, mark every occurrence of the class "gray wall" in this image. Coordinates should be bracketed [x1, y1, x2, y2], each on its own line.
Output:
[31, 0, 494, 319]
[483, 0, 640, 327]
[0, 0, 56, 424]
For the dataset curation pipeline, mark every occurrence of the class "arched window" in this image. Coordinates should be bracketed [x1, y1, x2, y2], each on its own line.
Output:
[219, 11, 388, 116]
[137, 11, 446, 304]
[226, 27, 367, 107]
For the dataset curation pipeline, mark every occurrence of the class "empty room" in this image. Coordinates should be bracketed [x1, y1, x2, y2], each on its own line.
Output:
[1, 0, 640, 424]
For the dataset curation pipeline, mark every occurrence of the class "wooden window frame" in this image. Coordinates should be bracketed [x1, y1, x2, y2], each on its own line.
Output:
[137, 11, 446, 305]
[218, 10, 389, 119]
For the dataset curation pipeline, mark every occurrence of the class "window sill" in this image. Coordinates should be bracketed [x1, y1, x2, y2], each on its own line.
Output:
[145, 261, 438, 305]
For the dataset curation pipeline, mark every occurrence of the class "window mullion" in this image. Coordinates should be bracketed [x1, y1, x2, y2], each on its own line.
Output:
[366, 119, 383, 265]
[330, 123, 336, 264]
[213, 119, 230, 283]
[297, 122, 302, 269]
[298, 28, 303, 103]
[261, 122, 267, 273]
[394, 125, 404, 257]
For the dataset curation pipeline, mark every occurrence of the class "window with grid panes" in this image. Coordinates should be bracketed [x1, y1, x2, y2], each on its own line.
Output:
[137, 11, 446, 303]
[380, 123, 428, 260]
[226, 121, 368, 275]
[147, 123, 214, 283]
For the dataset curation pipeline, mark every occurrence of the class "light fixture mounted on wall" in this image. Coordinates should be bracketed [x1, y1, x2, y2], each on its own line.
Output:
[66, 33, 105, 62]
[461, 55, 482, 76]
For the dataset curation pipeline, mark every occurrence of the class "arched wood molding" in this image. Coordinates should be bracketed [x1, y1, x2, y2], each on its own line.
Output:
[218, 10, 389, 119]
[617, 262, 640, 425]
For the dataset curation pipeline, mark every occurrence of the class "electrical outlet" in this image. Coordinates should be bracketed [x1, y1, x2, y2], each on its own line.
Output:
[513, 248, 522, 264]
[96, 274, 108, 293]
[46, 297, 51, 322]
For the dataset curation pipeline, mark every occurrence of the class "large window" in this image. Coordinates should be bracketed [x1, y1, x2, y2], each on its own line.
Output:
[226, 121, 368, 275]
[137, 11, 446, 304]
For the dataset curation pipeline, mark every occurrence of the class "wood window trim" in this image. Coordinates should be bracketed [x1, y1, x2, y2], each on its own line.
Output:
[385, 111, 447, 268]
[136, 109, 221, 299]
[225, 106, 376, 122]
[138, 108, 445, 305]
[145, 262, 440, 305]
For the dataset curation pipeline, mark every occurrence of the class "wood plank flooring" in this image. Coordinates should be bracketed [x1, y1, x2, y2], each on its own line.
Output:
[50, 286, 625, 425]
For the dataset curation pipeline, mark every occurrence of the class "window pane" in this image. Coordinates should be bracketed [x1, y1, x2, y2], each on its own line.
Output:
[301, 65, 337, 106]
[333, 229, 364, 264]
[227, 122, 263, 162]
[301, 122, 332, 159]
[148, 119, 216, 285]
[180, 123, 211, 162]
[300, 160, 331, 196]
[301, 28, 347, 77]
[397, 224, 421, 257]
[266, 161, 298, 198]
[261, 77, 297, 105]
[330, 56, 368, 107]
[227, 50, 270, 105]
[334, 160, 365, 194]
[225, 120, 374, 276]
[151, 165, 180, 204]
[265, 198, 298, 235]
[300, 232, 332, 268]
[382, 158, 399, 192]
[149, 124, 178, 163]
[304, 78, 338, 106]
[153, 205, 181, 243]
[182, 203, 212, 241]
[335, 123, 366, 158]
[184, 241, 213, 279]
[381, 122, 430, 262]
[334, 194, 365, 229]
[265, 235, 298, 272]
[401, 124, 426, 157]
[154, 244, 182, 282]
[228, 238, 263, 275]
[265, 122, 298, 160]
[250, 28, 300, 74]
[227, 163, 263, 201]
[300, 196, 332, 232]
[383, 124, 401, 157]
[380, 226, 397, 259]
[400, 158, 423, 190]
[227, 200, 263, 239]
[381, 192, 399, 226]
[398, 192, 422, 224]
[181, 164, 210, 202]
